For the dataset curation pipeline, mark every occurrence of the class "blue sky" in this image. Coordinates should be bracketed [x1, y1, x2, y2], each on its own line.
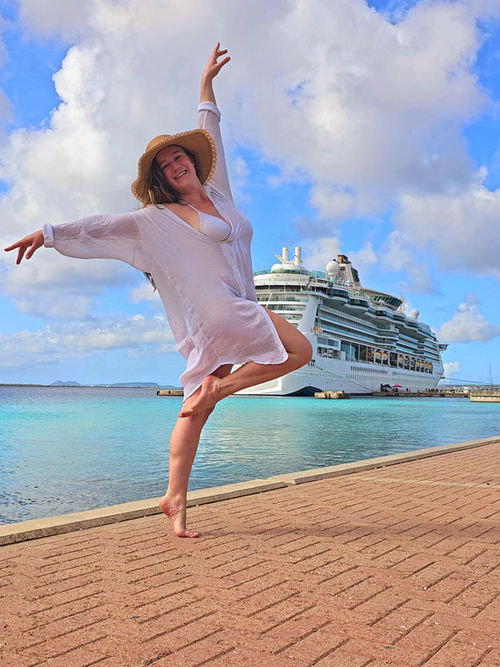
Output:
[0, 0, 499, 386]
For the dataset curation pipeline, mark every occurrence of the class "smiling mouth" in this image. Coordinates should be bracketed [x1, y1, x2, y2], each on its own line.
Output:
[174, 170, 188, 180]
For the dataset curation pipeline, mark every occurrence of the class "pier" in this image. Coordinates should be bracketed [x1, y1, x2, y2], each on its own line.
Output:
[372, 390, 468, 398]
[1, 436, 499, 665]
[157, 388, 184, 396]
[470, 391, 500, 403]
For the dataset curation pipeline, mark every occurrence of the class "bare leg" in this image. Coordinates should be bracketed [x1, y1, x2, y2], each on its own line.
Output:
[179, 308, 312, 418]
[159, 364, 233, 537]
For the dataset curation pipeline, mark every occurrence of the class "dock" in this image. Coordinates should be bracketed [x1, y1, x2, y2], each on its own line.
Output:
[1, 436, 499, 665]
[314, 390, 350, 399]
[470, 391, 500, 403]
[372, 390, 468, 398]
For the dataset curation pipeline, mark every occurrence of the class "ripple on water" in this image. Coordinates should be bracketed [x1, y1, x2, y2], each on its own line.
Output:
[0, 387, 498, 524]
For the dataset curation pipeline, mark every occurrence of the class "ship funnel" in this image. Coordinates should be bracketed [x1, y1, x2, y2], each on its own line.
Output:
[282, 247, 289, 262]
[294, 246, 302, 266]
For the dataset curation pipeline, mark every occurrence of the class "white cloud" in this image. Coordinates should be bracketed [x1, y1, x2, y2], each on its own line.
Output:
[129, 281, 161, 304]
[380, 230, 436, 293]
[394, 175, 500, 278]
[1, 251, 137, 318]
[443, 361, 461, 378]
[18, 0, 93, 40]
[300, 238, 376, 282]
[310, 184, 355, 221]
[1, 0, 499, 323]
[438, 295, 500, 342]
[0, 312, 176, 368]
[348, 242, 378, 277]
[301, 236, 342, 272]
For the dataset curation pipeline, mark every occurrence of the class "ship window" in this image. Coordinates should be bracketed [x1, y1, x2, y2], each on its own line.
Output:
[317, 346, 340, 359]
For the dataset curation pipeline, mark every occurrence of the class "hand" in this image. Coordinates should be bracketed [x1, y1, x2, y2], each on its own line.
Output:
[4, 229, 44, 264]
[202, 42, 230, 82]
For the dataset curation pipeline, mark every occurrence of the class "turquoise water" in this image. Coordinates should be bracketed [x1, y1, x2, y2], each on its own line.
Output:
[0, 386, 498, 525]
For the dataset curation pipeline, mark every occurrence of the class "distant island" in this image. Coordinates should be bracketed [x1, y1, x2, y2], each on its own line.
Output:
[0, 382, 181, 389]
[50, 380, 81, 386]
[49, 381, 162, 387]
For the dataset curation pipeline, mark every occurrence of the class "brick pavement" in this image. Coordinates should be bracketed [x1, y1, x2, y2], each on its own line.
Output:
[1, 443, 499, 666]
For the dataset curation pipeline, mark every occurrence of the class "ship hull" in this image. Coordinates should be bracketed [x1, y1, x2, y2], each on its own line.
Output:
[238, 359, 442, 396]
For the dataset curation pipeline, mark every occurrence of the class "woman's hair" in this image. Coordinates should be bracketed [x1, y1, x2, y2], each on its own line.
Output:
[142, 146, 198, 291]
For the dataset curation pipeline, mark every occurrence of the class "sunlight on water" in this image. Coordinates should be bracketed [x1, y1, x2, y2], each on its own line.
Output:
[0, 386, 498, 524]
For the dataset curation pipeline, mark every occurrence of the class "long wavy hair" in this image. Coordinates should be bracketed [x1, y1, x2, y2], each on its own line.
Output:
[141, 146, 198, 290]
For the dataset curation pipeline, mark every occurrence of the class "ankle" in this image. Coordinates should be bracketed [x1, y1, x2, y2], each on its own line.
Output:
[217, 377, 230, 399]
[163, 492, 185, 506]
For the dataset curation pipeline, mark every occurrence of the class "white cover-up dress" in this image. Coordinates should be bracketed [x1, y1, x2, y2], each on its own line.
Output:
[43, 101, 288, 400]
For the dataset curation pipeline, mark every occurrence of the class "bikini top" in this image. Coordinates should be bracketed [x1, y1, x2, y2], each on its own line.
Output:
[180, 201, 231, 242]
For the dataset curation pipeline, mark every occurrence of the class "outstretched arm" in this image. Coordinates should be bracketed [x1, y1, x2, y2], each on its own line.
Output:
[4, 212, 149, 272]
[198, 43, 233, 201]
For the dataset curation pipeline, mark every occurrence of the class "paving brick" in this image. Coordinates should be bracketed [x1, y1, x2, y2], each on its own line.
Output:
[479, 648, 500, 666]
[425, 637, 491, 666]
[1, 441, 499, 666]
[273, 629, 346, 664]
[0, 650, 40, 667]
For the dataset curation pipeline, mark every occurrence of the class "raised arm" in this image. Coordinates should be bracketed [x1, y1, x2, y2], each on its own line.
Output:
[4, 211, 149, 272]
[198, 43, 233, 201]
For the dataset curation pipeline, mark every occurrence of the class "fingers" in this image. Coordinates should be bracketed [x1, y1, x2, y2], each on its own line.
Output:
[212, 42, 229, 62]
[3, 241, 21, 252]
[3, 239, 27, 264]
[218, 55, 230, 67]
[25, 243, 39, 260]
[17, 245, 28, 264]
[4, 238, 38, 264]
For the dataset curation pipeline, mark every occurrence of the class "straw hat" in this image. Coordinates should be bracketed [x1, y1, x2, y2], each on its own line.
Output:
[131, 129, 217, 204]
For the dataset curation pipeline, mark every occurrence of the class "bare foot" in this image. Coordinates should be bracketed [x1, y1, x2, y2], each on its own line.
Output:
[158, 495, 199, 538]
[179, 375, 223, 418]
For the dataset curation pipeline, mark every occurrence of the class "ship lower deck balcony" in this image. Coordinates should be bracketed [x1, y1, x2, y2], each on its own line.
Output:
[318, 310, 379, 336]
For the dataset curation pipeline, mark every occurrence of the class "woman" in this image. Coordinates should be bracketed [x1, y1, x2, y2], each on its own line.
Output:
[4, 44, 312, 538]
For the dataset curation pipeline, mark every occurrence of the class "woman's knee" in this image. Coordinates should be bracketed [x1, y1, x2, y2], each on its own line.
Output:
[289, 336, 312, 369]
[299, 338, 313, 366]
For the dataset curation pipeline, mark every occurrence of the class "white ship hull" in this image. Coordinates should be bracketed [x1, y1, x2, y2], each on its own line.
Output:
[238, 359, 442, 396]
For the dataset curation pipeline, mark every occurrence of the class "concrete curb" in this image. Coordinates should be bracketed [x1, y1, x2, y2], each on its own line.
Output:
[0, 480, 286, 546]
[1, 435, 498, 546]
[267, 435, 500, 485]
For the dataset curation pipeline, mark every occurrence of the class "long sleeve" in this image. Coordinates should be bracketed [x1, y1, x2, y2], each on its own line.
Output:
[43, 211, 149, 272]
[197, 101, 233, 202]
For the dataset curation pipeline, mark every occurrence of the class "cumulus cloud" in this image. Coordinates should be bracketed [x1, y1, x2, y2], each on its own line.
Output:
[1, 0, 499, 325]
[438, 294, 500, 343]
[300, 236, 378, 281]
[443, 360, 461, 379]
[348, 242, 378, 277]
[18, 0, 93, 40]
[301, 236, 342, 272]
[129, 281, 161, 304]
[1, 251, 137, 318]
[381, 230, 436, 293]
[310, 184, 355, 221]
[0, 312, 176, 368]
[393, 175, 500, 278]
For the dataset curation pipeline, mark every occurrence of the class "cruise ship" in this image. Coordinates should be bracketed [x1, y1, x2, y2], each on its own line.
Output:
[240, 247, 446, 396]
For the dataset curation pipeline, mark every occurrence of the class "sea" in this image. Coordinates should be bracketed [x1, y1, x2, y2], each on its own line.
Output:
[1, 385, 499, 525]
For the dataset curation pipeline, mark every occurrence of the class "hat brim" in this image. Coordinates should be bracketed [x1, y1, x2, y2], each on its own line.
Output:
[131, 128, 216, 204]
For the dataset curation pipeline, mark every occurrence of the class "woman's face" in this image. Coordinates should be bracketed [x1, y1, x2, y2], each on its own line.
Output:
[155, 145, 197, 191]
